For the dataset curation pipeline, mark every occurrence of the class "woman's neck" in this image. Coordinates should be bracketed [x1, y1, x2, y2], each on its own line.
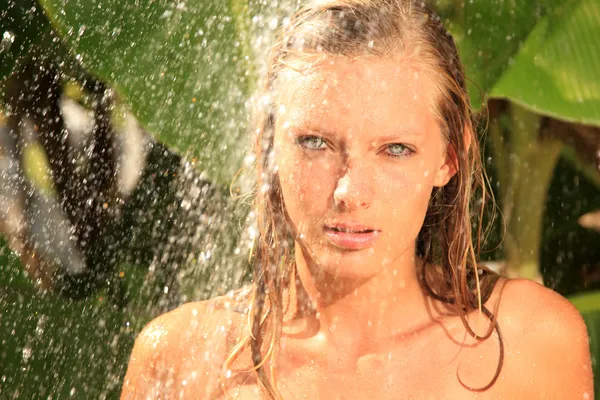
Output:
[286, 244, 438, 355]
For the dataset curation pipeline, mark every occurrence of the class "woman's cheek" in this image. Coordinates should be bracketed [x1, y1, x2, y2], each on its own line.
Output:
[277, 156, 300, 202]
[277, 152, 315, 207]
[293, 157, 333, 212]
[381, 168, 431, 220]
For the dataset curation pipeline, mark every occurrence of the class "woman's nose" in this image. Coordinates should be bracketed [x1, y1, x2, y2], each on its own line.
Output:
[332, 164, 373, 210]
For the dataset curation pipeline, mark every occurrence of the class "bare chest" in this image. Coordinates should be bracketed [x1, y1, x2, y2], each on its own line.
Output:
[219, 329, 507, 400]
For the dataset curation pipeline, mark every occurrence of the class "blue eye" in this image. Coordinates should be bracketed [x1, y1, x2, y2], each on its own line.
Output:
[385, 143, 414, 157]
[297, 136, 327, 150]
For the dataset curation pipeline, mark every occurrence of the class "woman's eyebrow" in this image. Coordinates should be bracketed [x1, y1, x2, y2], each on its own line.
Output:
[289, 125, 423, 141]
[377, 130, 424, 142]
[289, 124, 339, 138]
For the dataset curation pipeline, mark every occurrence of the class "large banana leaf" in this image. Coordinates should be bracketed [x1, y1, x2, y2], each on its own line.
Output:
[39, 0, 250, 183]
[458, 0, 543, 107]
[38, 0, 600, 176]
[462, 0, 600, 126]
[491, 0, 600, 126]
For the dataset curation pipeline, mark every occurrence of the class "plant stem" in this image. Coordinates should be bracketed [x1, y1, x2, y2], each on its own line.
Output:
[503, 104, 563, 281]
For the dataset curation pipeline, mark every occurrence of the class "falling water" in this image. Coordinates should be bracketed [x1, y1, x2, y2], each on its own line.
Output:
[1, 0, 599, 398]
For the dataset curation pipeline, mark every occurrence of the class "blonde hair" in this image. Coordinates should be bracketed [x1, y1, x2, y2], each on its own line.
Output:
[224, 1, 502, 398]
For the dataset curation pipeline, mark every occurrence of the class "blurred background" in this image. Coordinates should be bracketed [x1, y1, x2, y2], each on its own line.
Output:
[0, 0, 598, 398]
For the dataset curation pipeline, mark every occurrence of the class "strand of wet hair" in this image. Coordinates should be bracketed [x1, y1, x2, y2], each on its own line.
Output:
[456, 306, 505, 392]
[419, 260, 505, 391]
[250, 258, 280, 398]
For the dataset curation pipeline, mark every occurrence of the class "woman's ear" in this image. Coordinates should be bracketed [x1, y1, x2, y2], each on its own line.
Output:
[433, 123, 473, 187]
[463, 122, 473, 152]
[433, 147, 456, 187]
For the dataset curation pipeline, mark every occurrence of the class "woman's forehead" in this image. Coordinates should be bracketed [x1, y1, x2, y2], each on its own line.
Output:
[274, 55, 441, 137]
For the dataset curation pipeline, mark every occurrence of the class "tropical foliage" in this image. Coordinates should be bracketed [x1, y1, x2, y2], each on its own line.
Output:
[1, 0, 599, 397]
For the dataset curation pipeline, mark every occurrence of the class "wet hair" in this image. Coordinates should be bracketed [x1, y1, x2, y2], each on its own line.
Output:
[224, 1, 502, 398]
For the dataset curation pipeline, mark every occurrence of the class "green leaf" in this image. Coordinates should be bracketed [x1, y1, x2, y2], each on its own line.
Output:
[40, 0, 250, 183]
[460, 0, 544, 109]
[461, 0, 600, 126]
[569, 291, 600, 396]
[580, 309, 600, 397]
[491, 0, 600, 126]
[39, 0, 600, 178]
[0, 0, 52, 83]
[22, 142, 56, 196]
[570, 290, 600, 314]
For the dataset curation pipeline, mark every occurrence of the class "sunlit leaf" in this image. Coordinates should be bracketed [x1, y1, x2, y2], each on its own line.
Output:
[40, 0, 250, 183]
[461, 0, 600, 127]
[22, 142, 56, 196]
[491, 0, 600, 126]
[460, 0, 543, 109]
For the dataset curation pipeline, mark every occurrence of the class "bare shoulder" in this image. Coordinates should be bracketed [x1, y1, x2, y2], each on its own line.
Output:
[493, 278, 589, 344]
[120, 291, 250, 399]
[130, 300, 228, 357]
[490, 278, 593, 399]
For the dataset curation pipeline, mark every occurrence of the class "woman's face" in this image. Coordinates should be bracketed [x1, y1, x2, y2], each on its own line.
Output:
[273, 55, 454, 279]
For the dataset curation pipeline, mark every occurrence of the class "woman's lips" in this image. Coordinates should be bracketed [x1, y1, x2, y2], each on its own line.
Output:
[323, 226, 380, 250]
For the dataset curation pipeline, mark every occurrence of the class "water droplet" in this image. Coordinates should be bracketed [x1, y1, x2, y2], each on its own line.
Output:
[1, 31, 15, 52]
[268, 17, 279, 30]
[22, 347, 32, 362]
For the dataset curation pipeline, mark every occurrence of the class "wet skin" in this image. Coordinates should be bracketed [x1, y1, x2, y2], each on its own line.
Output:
[120, 55, 593, 399]
[121, 279, 592, 399]
[273, 55, 452, 283]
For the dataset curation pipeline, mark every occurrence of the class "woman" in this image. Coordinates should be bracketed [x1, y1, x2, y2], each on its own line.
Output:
[121, 1, 593, 398]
